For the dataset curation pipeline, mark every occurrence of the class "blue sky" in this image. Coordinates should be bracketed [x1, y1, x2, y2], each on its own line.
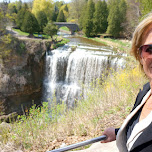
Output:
[0, 0, 71, 3]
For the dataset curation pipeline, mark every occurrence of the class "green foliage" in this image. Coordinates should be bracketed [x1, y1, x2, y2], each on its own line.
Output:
[12, 28, 29, 36]
[0, 34, 13, 58]
[0, 34, 26, 58]
[137, 0, 152, 17]
[59, 4, 69, 21]
[79, 3, 87, 29]
[0, 101, 67, 150]
[52, 0, 64, 22]
[32, 0, 54, 21]
[55, 38, 70, 48]
[15, 0, 22, 12]
[83, 0, 95, 37]
[49, 97, 66, 122]
[0, 9, 4, 32]
[13, 102, 51, 148]
[0, 8, 6, 34]
[16, 7, 27, 29]
[107, 4, 120, 37]
[93, 0, 108, 35]
[64, 4, 69, 12]
[16, 42, 26, 56]
[51, 8, 58, 21]
[8, 3, 18, 14]
[0, 10, 3, 20]
[56, 10, 66, 22]
[36, 11, 48, 32]
[60, 26, 69, 31]
[21, 11, 39, 36]
[43, 22, 58, 40]
[119, 0, 127, 31]
[107, 0, 127, 38]
[69, 0, 87, 22]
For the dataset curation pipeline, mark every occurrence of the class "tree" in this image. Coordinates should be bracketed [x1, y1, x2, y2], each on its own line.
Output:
[64, 4, 68, 12]
[79, 2, 87, 29]
[0, 10, 3, 23]
[21, 11, 39, 37]
[51, 5, 59, 21]
[8, 3, 17, 14]
[7, 3, 17, 26]
[137, 0, 152, 17]
[107, 3, 120, 37]
[0, 2, 9, 33]
[43, 22, 58, 41]
[119, 0, 127, 32]
[51, 1, 65, 21]
[107, 0, 127, 38]
[123, 0, 140, 38]
[93, 0, 108, 35]
[15, 0, 22, 12]
[59, 4, 69, 21]
[0, 9, 4, 34]
[36, 11, 48, 32]
[69, 0, 87, 22]
[16, 4, 28, 28]
[83, 0, 95, 37]
[32, 0, 53, 21]
[56, 10, 66, 22]
[52, 10, 58, 21]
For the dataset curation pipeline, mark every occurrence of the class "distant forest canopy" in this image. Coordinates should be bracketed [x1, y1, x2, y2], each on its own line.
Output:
[0, 0, 152, 38]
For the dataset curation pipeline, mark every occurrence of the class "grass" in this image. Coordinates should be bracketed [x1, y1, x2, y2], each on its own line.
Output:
[13, 28, 46, 38]
[55, 38, 70, 48]
[12, 28, 29, 36]
[59, 26, 70, 31]
[0, 60, 148, 151]
[13, 28, 51, 39]
[12, 28, 62, 40]
[85, 36, 131, 53]
[12, 28, 70, 49]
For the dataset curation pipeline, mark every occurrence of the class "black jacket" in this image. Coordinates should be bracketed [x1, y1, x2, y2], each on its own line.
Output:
[116, 82, 152, 152]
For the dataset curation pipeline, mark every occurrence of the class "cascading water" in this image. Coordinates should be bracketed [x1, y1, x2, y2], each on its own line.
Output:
[43, 37, 126, 108]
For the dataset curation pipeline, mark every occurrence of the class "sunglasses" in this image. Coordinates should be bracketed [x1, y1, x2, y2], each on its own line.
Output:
[139, 44, 152, 59]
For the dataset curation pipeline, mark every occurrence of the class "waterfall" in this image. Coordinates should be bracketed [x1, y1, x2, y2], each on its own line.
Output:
[43, 44, 125, 108]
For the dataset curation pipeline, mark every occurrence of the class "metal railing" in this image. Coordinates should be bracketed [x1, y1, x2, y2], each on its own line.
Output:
[48, 135, 107, 152]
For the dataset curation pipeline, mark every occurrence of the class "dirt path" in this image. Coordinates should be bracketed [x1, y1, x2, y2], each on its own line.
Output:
[6, 26, 46, 40]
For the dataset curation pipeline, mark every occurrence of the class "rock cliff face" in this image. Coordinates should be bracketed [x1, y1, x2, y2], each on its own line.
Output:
[0, 38, 49, 116]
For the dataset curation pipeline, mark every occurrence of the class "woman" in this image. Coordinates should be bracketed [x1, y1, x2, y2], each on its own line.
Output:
[101, 13, 152, 152]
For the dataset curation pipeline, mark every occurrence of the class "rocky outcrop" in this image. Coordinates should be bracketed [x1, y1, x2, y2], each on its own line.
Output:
[0, 38, 49, 116]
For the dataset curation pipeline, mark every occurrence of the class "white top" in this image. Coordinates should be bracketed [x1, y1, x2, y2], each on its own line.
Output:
[116, 89, 151, 152]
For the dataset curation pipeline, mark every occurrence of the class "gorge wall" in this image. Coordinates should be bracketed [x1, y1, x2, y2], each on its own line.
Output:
[0, 38, 49, 116]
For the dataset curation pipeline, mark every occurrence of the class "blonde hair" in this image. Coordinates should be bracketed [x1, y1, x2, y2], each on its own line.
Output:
[131, 13, 152, 69]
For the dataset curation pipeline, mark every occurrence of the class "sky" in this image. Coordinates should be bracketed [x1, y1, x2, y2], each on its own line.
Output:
[0, 0, 71, 3]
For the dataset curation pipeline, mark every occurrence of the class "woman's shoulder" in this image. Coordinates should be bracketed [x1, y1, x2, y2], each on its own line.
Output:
[131, 82, 150, 112]
[142, 82, 150, 91]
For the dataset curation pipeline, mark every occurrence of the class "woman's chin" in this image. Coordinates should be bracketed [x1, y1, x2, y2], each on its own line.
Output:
[148, 73, 152, 80]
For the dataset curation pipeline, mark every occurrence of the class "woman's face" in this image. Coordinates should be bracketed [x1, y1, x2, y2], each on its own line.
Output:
[140, 28, 152, 80]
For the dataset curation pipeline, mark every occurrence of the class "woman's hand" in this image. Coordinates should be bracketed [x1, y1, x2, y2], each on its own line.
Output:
[101, 127, 116, 143]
